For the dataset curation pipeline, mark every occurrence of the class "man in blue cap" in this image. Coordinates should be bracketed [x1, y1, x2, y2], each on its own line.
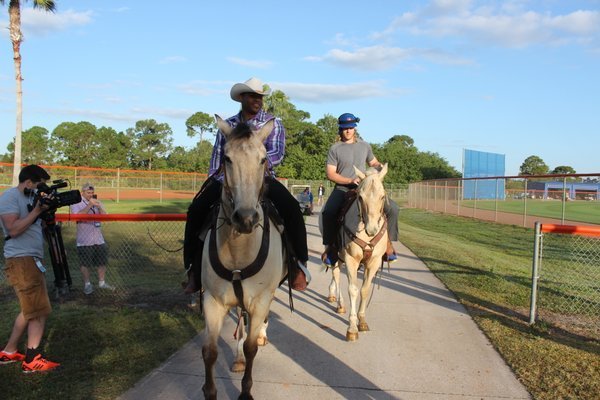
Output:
[321, 113, 399, 266]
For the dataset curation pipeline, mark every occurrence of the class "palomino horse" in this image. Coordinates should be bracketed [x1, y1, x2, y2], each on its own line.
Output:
[334, 165, 389, 341]
[201, 116, 287, 400]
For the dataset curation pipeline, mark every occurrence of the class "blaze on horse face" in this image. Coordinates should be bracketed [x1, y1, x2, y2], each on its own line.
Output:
[215, 115, 275, 234]
[354, 164, 388, 237]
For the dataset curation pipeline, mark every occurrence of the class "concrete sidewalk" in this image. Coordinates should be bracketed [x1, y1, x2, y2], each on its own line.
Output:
[119, 210, 531, 400]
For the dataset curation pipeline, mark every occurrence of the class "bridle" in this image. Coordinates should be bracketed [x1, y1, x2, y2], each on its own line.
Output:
[343, 179, 387, 262]
[219, 158, 268, 227]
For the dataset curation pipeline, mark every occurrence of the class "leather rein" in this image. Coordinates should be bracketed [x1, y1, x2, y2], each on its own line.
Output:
[343, 191, 388, 262]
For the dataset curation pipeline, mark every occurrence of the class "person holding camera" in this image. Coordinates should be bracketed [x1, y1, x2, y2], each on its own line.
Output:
[70, 183, 113, 295]
[0, 165, 61, 373]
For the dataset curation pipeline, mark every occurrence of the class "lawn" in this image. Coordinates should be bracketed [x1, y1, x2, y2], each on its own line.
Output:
[461, 198, 600, 224]
[1, 199, 201, 400]
[398, 208, 599, 400]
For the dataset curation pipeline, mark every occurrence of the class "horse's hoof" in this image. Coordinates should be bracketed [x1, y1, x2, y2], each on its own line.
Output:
[238, 394, 254, 400]
[257, 336, 269, 346]
[358, 322, 370, 332]
[231, 361, 245, 373]
[336, 306, 346, 314]
[327, 295, 337, 303]
[346, 331, 358, 341]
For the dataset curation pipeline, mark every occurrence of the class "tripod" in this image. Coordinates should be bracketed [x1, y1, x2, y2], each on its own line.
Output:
[42, 213, 72, 297]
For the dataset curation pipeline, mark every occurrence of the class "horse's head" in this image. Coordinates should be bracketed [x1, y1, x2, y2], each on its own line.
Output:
[354, 164, 388, 236]
[216, 115, 274, 234]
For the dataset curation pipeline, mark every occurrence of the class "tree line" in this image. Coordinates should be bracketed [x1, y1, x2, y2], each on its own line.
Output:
[1, 90, 463, 184]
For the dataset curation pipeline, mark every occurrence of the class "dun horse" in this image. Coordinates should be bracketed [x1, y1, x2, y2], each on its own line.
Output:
[201, 116, 287, 400]
[328, 165, 389, 341]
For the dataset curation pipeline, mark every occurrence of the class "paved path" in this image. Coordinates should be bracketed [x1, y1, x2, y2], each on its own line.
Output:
[119, 210, 531, 400]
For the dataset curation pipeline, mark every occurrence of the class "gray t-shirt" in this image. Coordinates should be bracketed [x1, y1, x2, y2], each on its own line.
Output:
[326, 138, 375, 181]
[0, 187, 44, 258]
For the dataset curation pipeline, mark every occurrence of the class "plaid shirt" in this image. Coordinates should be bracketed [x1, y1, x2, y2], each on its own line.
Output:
[208, 109, 285, 180]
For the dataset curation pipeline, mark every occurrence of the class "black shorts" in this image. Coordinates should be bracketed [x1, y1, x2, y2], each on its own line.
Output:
[77, 244, 108, 267]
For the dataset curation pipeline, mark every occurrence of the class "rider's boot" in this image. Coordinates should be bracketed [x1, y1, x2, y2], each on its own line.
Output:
[182, 242, 203, 294]
[321, 245, 339, 268]
[382, 239, 398, 262]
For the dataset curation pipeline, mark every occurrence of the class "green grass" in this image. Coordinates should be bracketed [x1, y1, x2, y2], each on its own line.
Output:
[399, 208, 600, 400]
[462, 199, 600, 224]
[1, 199, 202, 400]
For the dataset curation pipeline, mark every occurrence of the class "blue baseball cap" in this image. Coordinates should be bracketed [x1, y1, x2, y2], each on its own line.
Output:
[338, 113, 360, 129]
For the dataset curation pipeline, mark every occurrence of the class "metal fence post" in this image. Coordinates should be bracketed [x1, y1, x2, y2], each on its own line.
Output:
[529, 221, 542, 325]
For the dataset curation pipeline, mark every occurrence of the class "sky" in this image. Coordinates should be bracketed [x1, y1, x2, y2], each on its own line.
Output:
[1, 0, 599, 176]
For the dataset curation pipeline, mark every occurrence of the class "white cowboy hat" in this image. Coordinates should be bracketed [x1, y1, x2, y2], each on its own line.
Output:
[230, 77, 271, 102]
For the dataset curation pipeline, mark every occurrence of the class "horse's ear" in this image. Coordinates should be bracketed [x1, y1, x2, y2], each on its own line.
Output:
[215, 114, 232, 138]
[354, 166, 366, 180]
[256, 119, 275, 142]
[379, 163, 388, 180]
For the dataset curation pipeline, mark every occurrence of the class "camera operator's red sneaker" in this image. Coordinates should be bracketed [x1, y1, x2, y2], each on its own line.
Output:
[22, 354, 60, 373]
[0, 350, 25, 364]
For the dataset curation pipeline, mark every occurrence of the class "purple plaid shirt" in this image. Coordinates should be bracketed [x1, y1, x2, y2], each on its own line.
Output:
[208, 109, 285, 180]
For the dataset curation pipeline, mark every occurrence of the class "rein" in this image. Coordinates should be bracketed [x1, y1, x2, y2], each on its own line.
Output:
[343, 181, 387, 262]
[208, 202, 271, 312]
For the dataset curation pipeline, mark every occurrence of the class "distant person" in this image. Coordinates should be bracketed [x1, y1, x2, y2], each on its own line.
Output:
[70, 183, 113, 295]
[297, 187, 314, 215]
[321, 113, 399, 266]
[317, 183, 325, 206]
[0, 165, 61, 373]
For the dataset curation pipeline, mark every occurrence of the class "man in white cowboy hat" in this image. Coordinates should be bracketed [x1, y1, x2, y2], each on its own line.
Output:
[182, 77, 311, 293]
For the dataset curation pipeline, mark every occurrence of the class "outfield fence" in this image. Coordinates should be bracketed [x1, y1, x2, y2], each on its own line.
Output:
[408, 173, 600, 228]
[0, 163, 207, 202]
[529, 223, 600, 337]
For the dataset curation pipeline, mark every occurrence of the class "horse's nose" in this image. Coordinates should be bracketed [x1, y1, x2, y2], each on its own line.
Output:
[232, 208, 259, 234]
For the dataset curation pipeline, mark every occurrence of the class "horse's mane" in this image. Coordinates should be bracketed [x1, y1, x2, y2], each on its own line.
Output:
[230, 122, 253, 141]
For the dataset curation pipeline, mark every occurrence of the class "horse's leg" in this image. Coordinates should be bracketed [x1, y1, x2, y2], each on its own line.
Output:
[256, 316, 269, 346]
[327, 266, 338, 303]
[345, 259, 361, 341]
[334, 264, 346, 314]
[232, 307, 246, 373]
[358, 261, 379, 332]
[202, 295, 228, 400]
[239, 302, 271, 400]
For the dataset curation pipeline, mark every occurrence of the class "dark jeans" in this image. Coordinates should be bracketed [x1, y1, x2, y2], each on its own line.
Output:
[183, 176, 309, 274]
[321, 186, 399, 246]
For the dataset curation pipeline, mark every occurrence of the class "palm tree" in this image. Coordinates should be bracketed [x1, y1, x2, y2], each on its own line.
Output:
[2, 0, 56, 185]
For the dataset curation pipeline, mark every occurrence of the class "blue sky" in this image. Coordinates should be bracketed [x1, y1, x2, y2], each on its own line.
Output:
[1, 0, 599, 176]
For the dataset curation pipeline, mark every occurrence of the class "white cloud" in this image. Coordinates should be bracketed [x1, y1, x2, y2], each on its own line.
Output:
[311, 45, 472, 70]
[20, 8, 93, 37]
[372, 2, 600, 49]
[227, 57, 272, 69]
[272, 81, 404, 103]
[323, 45, 412, 71]
[159, 56, 187, 64]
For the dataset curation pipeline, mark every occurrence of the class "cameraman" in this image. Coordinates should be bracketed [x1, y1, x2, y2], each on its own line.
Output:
[0, 165, 60, 373]
[70, 183, 112, 295]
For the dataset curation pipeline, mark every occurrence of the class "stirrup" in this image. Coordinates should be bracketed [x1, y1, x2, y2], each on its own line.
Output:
[297, 261, 311, 285]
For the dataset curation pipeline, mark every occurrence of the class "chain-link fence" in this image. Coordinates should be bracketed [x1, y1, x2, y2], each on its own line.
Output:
[0, 214, 195, 308]
[408, 173, 600, 228]
[529, 223, 600, 338]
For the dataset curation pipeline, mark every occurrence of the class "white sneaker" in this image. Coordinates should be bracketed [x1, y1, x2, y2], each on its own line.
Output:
[83, 282, 93, 295]
[98, 282, 114, 290]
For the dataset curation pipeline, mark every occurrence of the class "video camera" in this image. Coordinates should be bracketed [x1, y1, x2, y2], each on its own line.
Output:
[27, 179, 82, 215]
